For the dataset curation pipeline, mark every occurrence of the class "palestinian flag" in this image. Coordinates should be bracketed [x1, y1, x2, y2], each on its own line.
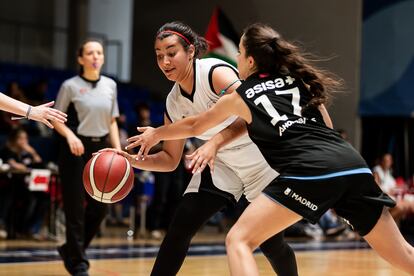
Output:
[204, 7, 239, 66]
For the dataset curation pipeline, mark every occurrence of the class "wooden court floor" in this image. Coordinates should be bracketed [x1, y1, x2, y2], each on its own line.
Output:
[0, 232, 409, 276]
[0, 249, 408, 275]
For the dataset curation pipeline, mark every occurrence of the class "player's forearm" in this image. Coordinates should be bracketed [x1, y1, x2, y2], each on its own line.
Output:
[153, 116, 211, 142]
[129, 151, 180, 172]
[109, 120, 122, 150]
[52, 121, 76, 139]
[210, 118, 247, 150]
[0, 93, 31, 117]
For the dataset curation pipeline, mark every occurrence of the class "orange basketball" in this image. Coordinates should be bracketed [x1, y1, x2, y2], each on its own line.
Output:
[83, 151, 134, 204]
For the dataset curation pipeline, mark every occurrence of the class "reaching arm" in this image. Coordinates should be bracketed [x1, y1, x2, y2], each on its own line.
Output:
[0, 93, 67, 128]
[126, 92, 250, 159]
[99, 115, 186, 172]
[186, 117, 248, 173]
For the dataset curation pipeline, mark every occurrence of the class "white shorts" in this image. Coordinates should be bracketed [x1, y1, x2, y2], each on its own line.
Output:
[184, 141, 278, 202]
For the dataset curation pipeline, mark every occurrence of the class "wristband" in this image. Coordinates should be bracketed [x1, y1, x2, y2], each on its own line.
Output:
[11, 105, 32, 121]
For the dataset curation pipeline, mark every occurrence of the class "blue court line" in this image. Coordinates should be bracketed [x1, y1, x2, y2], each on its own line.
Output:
[0, 240, 370, 264]
[281, 168, 372, 180]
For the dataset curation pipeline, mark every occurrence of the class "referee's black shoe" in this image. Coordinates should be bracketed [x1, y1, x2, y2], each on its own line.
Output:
[57, 244, 89, 276]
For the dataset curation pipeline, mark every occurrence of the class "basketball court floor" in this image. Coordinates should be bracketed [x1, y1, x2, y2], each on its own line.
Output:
[0, 228, 409, 275]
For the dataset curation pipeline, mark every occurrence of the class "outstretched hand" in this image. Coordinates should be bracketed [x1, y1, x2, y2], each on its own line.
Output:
[185, 140, 219, 174]
[125, 126, 160, 160]
[30, 101, 67, 128]
[95, 148, 137, 165]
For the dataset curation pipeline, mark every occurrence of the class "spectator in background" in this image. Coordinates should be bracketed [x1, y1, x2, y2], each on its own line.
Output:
[373, 153, 414, 223]
[0, 128, 47, 238]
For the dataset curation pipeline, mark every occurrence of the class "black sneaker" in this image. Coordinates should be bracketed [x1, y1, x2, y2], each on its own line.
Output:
[72, 262, 89, 276]
[57, 244, 73, 274]
[58, 244, 90, 276]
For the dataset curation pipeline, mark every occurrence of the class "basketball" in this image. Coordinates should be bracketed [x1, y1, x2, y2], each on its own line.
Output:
[83, 151, 134, 204]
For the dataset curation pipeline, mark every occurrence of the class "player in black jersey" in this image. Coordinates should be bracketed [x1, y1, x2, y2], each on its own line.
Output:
[125, 23, 414, 275]
[101, 22, 299, 276]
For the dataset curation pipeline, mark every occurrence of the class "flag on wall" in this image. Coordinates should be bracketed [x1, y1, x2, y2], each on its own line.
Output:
[204, 7, 239, 66]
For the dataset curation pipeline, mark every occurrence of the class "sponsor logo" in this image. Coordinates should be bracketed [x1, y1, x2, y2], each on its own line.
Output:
[245, 76, 295, 99]
[284, 187, 318, 211]
[279, 117, 307, 136]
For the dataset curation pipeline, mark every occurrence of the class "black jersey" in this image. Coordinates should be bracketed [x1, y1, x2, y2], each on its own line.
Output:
[236, 73, 367, 176]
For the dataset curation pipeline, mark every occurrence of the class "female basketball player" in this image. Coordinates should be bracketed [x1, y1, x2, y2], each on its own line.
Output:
[102, 21, 301, 276]
[52, 39, 121, 276]
[125, 23, 414, 275]
[0, 92, 67, 128]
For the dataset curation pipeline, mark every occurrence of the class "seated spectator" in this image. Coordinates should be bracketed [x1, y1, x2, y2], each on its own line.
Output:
[0, 128, 49, 238]
[373, 153, 414, 223]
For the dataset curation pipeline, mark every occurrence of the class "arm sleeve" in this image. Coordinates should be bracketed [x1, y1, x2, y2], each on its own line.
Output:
[54, 81, 72, 112]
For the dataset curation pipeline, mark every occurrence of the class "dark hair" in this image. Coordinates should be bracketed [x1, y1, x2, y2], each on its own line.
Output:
[156, 21, 209, 59]
[242, 23, 342, 107]
[77, 39, 104, 75]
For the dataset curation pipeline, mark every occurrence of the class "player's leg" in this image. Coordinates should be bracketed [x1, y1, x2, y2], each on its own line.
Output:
[364, 209, 414, 274]
[150, 191, 229, 276]
[83, 195, 108, 248]
[226, 194, 302, 276]
[82, 139, 110, 249]
[259, 231, 298, 276]
[58, 140, 89, 273]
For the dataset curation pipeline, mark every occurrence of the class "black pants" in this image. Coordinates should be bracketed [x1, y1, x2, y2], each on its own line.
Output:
[58, 135, 109, 268]
[151, 192, 298, 276]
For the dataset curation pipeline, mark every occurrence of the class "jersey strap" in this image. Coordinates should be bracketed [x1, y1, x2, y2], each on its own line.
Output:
[220, 79, 240, 96]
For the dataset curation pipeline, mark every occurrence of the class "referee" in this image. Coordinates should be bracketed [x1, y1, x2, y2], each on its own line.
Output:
[52, 39, 121, 276]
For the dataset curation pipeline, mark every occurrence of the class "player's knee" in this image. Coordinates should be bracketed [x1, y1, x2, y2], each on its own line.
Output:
[225, 228, 255, 251]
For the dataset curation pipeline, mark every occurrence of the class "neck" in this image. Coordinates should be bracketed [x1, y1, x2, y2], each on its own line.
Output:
[82, 70, 100, 81]
[177, 61, 194, 95]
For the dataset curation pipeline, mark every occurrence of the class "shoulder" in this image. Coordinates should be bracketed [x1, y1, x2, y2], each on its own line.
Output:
[165, 84, 180, 106]
[100, 75, 117, 87]
[197, 58, 237, 75]
[61, 76, 80, 87]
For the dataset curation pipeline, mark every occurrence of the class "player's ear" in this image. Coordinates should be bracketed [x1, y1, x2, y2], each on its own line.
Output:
[188, 45, 195, 60]
[247, 56, 255, 70]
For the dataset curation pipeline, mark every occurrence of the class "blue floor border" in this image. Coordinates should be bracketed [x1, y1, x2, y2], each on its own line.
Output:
[0, 240, 370, 264]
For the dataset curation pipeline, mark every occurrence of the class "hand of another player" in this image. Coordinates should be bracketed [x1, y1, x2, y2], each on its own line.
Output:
[67, 134, 84, 156]
[96, 148, 136, 165]
[29, 101, 67, 128]
[125, 126, 160, 160]
[185, 140, 218, 174]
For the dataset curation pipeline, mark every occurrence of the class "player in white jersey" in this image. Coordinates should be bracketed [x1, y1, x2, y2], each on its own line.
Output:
[102, 22, 298, 276]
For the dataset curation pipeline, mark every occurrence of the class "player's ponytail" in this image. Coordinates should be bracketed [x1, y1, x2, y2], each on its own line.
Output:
[156, 21, 208, 59]
[242, 23, 342, 107]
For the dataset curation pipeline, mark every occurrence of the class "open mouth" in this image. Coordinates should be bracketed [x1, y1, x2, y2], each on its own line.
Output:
[164, 68, 175, 74]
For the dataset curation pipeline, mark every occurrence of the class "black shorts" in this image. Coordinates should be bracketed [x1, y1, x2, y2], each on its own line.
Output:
[263, 172, 395, 236]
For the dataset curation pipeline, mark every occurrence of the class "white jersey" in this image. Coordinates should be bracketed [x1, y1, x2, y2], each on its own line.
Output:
[165, 58, 278, 201]
[166, 58, 251, 149]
